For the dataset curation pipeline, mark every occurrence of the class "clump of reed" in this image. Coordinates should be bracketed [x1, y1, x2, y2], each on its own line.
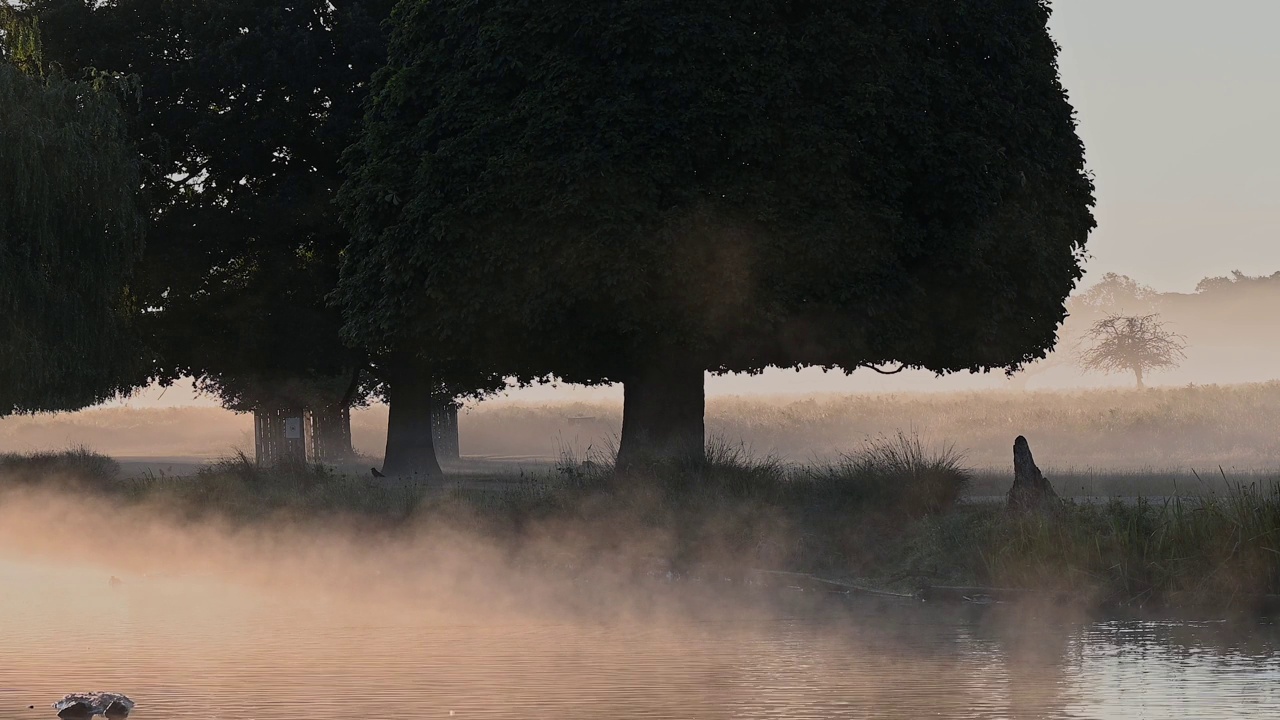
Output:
[0, 446, 119, 487]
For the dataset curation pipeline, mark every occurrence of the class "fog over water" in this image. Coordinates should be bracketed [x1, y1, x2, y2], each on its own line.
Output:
[3, 2, 1279, 717]
[0, 489, 1277, 720]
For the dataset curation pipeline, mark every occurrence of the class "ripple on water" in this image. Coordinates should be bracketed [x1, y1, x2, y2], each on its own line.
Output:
[0, 558, 1277, 719]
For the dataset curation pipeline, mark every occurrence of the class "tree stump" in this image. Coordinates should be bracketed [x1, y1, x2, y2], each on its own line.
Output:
[1007, 435, 1058, 511]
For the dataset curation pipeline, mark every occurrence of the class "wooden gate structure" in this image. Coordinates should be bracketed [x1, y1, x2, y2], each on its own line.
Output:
[255, 402, 461, 466]
[253, 408, 311, 466]
[308, 405, 354, 463]
[431, 401, 460, 461]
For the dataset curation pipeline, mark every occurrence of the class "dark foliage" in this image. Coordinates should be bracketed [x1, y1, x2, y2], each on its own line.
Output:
[337, 0, 1095, 463]
[1, 11, 145, 414]
[339, 0, 1095, 379]
[27, 0, 396, 411]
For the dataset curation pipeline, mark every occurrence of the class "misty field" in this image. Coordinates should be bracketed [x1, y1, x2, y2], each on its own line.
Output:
[5, 381, 1278, 609]
[4, 382, 1278, 473]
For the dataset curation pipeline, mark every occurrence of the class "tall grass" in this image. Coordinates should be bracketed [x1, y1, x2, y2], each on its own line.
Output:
[803, 433, 969, 516]
[903, 481, 1280, 608]
[966, 467, 1280, 498]
[0, 445, 119, 486]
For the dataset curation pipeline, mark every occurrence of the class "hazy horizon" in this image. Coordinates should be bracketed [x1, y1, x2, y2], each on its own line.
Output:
[1049, 0, 1280, 292]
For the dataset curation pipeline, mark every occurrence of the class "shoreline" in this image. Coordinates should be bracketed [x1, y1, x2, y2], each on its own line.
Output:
[2, 447, 1278, 617]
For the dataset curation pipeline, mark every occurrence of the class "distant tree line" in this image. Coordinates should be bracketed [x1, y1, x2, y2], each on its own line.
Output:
[1006, 269, 1278, 390]
[3, 0, 1097, 476]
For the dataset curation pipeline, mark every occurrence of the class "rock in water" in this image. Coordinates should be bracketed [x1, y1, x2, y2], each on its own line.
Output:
[1006, 436, 1059, 511]
[52, 692, 134, 718]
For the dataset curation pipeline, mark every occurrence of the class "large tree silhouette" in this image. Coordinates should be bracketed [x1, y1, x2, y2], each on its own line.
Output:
[338, 0, 1097, 468]
[25, 0, 474, 468]
[1, 10, 145, 415]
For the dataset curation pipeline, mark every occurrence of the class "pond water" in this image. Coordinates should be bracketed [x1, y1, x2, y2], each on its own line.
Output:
[1, 556, 1277, 720]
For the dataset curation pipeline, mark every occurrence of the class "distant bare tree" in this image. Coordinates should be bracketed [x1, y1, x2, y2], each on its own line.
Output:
[1076, 314, 1186, 389]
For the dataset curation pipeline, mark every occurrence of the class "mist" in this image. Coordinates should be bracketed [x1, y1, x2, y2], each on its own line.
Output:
[5, 0, 1280, 715]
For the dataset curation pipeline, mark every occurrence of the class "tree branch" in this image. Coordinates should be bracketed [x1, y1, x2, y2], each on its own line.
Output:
[859, 362, 908, 375]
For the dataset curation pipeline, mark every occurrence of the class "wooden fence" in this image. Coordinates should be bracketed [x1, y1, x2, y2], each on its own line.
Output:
[432, 402, 460, 460]
[253, 408, 310, 466]
[255, 402, 460, 465]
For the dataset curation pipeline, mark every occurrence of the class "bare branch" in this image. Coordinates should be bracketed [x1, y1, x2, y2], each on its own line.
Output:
[1075, 313, 1187, 380]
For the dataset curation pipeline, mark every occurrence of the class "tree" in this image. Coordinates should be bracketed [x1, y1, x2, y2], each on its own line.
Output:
[1009, 271, 1157, 391]
[337, 0, 1097, 468]
[27, 0, 459, 470]
[1076, 314, 1186, 389]
[1068, 272, 1159, 320]
[1195, 270, 1280, 295]
[0, 10, 145, 416]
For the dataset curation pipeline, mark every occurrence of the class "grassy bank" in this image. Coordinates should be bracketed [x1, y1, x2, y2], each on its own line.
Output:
[901, 491, 1280, 610]
[2, 443, 1278, 613]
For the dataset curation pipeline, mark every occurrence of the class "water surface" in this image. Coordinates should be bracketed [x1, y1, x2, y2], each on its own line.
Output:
[1, 557, 1276, 719]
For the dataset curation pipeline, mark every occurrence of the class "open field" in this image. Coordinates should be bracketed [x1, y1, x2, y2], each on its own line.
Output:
[4, 382, 1278, 474]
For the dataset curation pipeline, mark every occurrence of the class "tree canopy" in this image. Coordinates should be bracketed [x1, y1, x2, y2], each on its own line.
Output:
[0, 12, 145, 415]
[27, 0, 396, 417]
[338, 0, 1096, 463]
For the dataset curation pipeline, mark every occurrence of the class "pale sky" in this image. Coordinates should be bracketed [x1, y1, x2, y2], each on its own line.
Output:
[1050, 0, 1280, 292]
[112, 1, 1280, 407]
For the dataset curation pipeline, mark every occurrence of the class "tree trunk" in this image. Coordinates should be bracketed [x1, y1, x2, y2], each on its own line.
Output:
[1133, 365, 1145, 389]
[1007, 435, 1058, 511]
[616, 358, 705, 469]
[310, 404, 353, 462]
[432, 400, 460, 461]
[380, 354, 443, 478]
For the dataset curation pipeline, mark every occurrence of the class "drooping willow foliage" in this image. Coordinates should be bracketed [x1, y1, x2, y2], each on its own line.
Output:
[0, 11, 145, 414]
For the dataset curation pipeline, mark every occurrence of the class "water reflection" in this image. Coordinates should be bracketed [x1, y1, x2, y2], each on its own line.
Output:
[0, 558, 1277, 719]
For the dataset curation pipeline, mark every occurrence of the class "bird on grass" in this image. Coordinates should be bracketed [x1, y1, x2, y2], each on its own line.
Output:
[371, 467, 386, 478]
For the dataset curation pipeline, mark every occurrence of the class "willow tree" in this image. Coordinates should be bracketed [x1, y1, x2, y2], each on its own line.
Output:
[28, 0, 397, 461]
[338, 0, 1096, 468]
[0, 19, 144, 415]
